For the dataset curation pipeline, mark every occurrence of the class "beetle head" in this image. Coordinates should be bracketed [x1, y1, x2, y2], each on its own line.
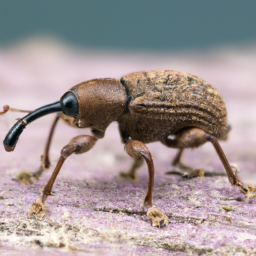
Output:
[3, 78, 127, 151]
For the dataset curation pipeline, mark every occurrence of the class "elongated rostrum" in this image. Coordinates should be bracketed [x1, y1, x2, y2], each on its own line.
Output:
[3, 70, 255, 227]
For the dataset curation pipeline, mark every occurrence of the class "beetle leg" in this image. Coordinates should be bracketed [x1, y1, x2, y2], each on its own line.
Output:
[205, 134, 256, 199]
[166, 148, 206, 179]
[164, 128, 230, 179]
[28, 135, 97, 217]
[2, 106, 60, 184]
[16, 114, 61, 185]
[125, 138, 169, 228]
[124, 139, 154, 208]
[163, 129, 206, 179]
[172, 149, 190, 170]
[1, 105, 37, 185]
[41, 114, 61, 169]
[119, 158, 143, 182]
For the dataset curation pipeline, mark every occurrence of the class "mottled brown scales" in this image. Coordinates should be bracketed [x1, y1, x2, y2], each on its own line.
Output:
[119, 70, 229, 143]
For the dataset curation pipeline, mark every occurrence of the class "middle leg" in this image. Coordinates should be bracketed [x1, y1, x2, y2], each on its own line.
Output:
[119, 158, 143, 182]
[125, 138, 169, 228]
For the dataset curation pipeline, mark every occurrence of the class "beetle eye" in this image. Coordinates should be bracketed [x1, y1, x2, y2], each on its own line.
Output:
[60, 91, 79, 117]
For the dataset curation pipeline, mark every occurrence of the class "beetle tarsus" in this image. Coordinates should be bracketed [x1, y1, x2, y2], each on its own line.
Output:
[182, 169, 205, 180]
[28, 197, 45, 218]
[16, 171, 34, 185]
[16, 168, 43, 185]
[238, 183, 256, 200]
[147, 208, 169, 228]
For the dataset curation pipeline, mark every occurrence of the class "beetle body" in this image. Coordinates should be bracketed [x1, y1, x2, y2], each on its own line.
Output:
[4, 69, 252, 228]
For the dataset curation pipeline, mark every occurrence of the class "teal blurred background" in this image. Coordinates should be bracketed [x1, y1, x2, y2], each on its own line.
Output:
[0, 0, 256, 50]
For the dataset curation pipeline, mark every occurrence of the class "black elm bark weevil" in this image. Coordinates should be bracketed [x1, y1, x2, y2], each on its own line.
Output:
[2, 70, 255, 227]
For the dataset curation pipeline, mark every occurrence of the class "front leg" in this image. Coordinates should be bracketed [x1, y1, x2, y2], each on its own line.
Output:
[119, 158, 143, 182]
[16, 114, 61, 185]
[41, 114, 61, 169]
[28, 135, 97, 217]
[125, 138, 169, 228]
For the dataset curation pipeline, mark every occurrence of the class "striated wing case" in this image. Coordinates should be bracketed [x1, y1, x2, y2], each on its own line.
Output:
[119, 70, 229, 143]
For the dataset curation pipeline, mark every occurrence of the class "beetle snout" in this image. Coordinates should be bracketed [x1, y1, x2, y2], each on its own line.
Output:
[3, 121, 25, 152]
[4, 145, 14, 152]
[3, 101, 62, 152]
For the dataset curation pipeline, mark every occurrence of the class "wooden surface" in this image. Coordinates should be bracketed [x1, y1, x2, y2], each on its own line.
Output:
[0, 39, 256, 255]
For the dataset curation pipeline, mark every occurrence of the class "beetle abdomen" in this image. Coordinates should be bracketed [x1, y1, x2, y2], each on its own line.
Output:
[120, 70, 229, 142]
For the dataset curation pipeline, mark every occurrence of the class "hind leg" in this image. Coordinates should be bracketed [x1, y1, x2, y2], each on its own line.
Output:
[163, 128, 255, 199]
[205, 134, 256, 199]
[163, 128, 206, 179]
[172, 148, 191, 171]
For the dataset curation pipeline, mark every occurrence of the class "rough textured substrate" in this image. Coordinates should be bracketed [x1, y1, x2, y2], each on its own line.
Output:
[1, 39, 256, 255]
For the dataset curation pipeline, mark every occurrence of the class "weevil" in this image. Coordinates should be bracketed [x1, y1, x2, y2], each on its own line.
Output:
[3, 70, 256, 227]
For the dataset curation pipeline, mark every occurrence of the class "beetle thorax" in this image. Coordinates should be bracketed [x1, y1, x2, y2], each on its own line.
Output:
[69, 78, 127, 137]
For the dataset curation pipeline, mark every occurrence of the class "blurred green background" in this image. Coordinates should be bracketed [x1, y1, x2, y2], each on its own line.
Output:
[0, 0, 256, 50]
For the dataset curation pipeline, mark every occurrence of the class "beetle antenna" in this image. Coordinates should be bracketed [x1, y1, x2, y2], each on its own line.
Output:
[3, 101, 62, 152]
[0, 105, 32, 115]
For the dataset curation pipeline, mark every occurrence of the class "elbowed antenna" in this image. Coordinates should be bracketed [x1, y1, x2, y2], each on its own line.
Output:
[3, 101, 62, 152]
